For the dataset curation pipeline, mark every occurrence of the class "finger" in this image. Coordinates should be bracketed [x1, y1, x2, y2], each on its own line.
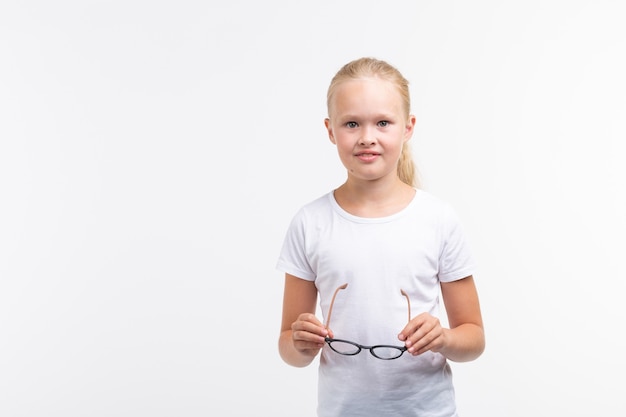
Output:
[293, 320, 328, 338]
[294, 337, 326, 351]
[292, 327, 327, 352]
[409, 334, 444, 356]
[299, 312, 324, 327]
[398, 313, 428, 341]
[293, 327, 327, 344]
[406, 324, 443, 354]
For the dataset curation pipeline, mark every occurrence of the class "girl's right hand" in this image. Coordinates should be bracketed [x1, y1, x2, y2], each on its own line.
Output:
[291, 313, 330, 355]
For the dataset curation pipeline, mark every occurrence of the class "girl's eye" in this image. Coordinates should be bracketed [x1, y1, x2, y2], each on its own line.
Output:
[346, 121, 358, 128]
[378, 121, 389, 127]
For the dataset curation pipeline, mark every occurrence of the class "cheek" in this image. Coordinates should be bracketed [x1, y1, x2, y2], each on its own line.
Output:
[335, 143, 355, 165]
[337, 142, 355, 158]
[332, 137, 350, 151]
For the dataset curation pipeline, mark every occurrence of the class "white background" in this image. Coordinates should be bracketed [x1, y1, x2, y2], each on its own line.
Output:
[1, 1, 625, 416]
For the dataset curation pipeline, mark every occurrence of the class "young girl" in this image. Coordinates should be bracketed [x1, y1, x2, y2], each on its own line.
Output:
[277, 57, 485, 417]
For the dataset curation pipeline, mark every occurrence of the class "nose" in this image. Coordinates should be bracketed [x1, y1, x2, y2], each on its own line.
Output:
[358, 128, 377, 146]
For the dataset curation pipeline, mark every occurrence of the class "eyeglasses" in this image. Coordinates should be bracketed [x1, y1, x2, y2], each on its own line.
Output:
[324, 283, 411, 360]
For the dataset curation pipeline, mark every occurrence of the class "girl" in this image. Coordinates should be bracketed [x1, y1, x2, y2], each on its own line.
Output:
[277, 57, 485, 417]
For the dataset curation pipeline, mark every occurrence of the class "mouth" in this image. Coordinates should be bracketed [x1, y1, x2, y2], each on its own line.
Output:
[355, 152, 380, 162]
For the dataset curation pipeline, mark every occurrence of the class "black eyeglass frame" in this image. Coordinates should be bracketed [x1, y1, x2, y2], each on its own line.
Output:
[323, 283, 412, 360]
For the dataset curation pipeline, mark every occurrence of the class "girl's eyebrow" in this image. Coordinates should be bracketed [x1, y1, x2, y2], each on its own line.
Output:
[337, 112, 395, 120]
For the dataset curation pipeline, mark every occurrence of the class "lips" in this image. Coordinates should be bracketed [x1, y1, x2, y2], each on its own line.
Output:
[355, 152, 380, 162]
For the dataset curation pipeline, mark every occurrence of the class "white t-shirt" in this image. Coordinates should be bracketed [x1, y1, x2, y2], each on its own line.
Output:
[277, 189, 476, 417]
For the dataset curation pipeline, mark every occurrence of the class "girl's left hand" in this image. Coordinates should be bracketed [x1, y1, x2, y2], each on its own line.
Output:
[397, 312, 448, 356]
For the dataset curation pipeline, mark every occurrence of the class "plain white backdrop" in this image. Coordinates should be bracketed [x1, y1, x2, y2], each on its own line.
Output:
[1, 1, 625, 416]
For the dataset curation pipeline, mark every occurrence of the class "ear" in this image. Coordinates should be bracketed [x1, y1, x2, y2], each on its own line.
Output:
[403, 114, 416, 143]
[325, 118, 337, 144]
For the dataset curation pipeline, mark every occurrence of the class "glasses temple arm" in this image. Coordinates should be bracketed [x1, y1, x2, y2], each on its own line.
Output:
[325, 283, 348, 330]
[400, 289, 411, 323]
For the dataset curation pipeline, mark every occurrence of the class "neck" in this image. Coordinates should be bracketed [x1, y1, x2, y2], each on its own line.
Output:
[333, 177, 415, 218]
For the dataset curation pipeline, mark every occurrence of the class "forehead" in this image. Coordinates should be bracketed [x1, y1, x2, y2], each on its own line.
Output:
[330, 77, 404, 115]
[334, 77, 399, 97]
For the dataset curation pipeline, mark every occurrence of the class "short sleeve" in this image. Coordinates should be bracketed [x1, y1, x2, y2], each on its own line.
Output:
[276, 209, 316, 281]
[437, 204, 476, 282]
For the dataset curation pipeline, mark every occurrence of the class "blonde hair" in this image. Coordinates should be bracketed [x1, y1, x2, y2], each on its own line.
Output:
[326, 57, 419, 188]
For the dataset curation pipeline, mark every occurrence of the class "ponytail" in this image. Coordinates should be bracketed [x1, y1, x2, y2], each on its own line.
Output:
[398, 142, 419, 188]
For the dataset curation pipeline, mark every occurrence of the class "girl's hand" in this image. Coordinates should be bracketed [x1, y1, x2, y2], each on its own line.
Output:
[291, 313, 330, 356]
[397, 312, 447, 356]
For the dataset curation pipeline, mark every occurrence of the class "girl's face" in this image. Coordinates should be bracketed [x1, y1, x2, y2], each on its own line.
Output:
[325, 77, 415, 184]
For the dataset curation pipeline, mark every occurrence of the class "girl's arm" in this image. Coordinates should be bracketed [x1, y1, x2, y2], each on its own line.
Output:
[438, 275, 485, 362]
[278, 273, 327, 367]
